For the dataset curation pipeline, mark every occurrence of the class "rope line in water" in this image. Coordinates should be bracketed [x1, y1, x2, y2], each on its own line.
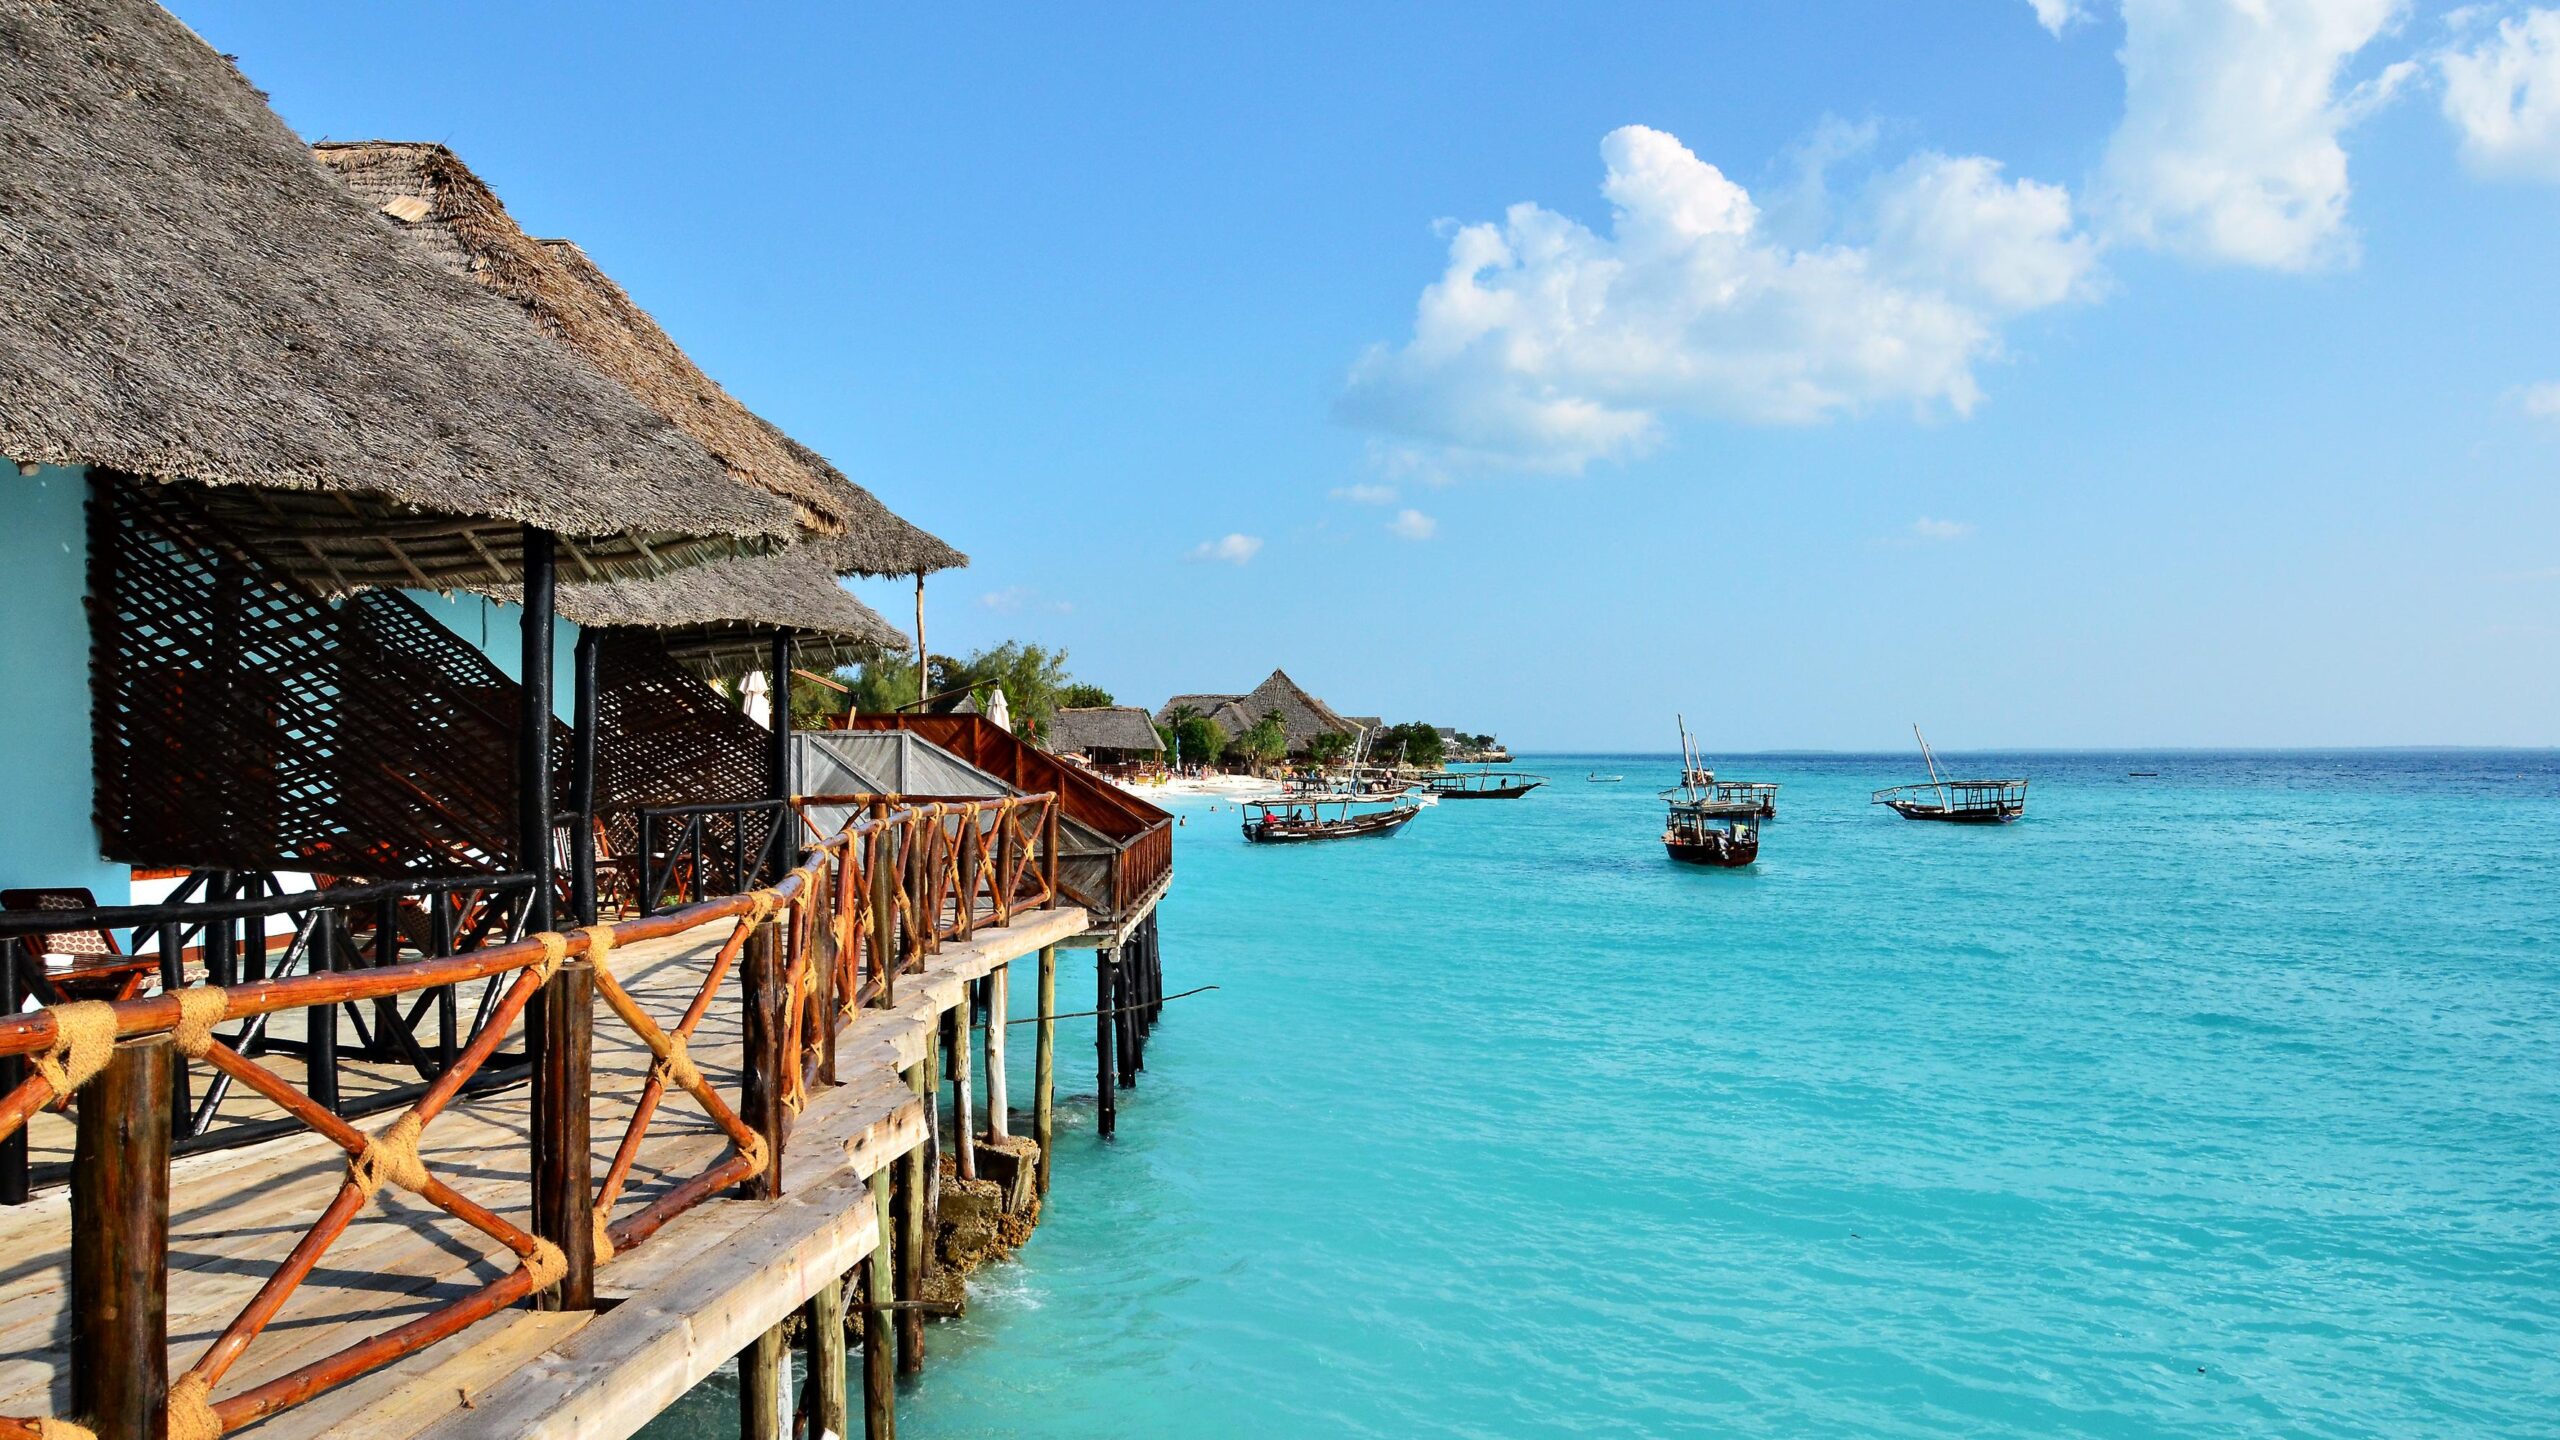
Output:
[1004, 984, 1219, 1025]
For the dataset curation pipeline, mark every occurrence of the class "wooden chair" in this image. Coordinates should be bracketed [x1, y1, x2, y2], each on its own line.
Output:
[2, 887, 160, 1005]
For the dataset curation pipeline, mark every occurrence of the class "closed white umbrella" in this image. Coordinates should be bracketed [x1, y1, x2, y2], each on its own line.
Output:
[985, 685, 1012, 734]
[741, 669, 772, 729]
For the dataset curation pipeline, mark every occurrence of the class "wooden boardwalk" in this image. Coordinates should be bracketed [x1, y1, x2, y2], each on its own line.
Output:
[0, 905, 1081, 1439]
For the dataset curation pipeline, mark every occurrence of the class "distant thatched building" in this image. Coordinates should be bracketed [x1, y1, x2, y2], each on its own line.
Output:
[1156, 670, 1364, 759]
[1048, 707, 1166, 767]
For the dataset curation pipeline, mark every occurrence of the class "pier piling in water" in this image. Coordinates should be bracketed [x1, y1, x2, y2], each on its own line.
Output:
[1096, 948, 1118, 1139]
[985, 965, 1010, 1141]
[807, 1269, 849, 1440]
[897, 1063, 928, 1375]
[948, 1001, 977, 1181]
[740, 1315, 787, 1440]
[1035, 944, 1057, 1192]
[864, 1169, 897, 1438]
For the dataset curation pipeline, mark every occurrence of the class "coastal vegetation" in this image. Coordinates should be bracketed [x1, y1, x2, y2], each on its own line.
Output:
[1368, 721, 1447, 770]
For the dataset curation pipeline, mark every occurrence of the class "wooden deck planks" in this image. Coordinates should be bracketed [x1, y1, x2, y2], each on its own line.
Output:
[0, 905, 1080, 1437]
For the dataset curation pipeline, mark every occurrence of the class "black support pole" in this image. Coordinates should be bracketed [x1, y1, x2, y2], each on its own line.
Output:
[519, 526, 558, 935]
[570, 627, 600, 927]
[768, 626, 794, 886]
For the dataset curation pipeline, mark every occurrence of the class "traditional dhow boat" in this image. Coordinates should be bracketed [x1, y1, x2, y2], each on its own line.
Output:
[1419, 768, 1546, 799]
[1672, 718, 1780, 817]
[1661, 717, 1760, 865]
[1871, 726, 2027, 823]
[1662, 804, 1760, 867]
[1241, 796, 1422, 843]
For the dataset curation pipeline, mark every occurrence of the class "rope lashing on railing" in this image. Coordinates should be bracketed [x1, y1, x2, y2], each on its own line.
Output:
[30, 1000, 118, 1101]
[31, 1415, 98, 1440]
[738, 1129, 770, 1179]
[347, 1112, 432, 1199]
[648, 1032, 704, 1095]
[170, 986, 230, 1060]
[523, 1236, 567, 1292]
[580, 922, 617, 975]
[528, 932, 570, 986]
[165, 1371, 220, 1440]
[590, 1208, 617, 1264]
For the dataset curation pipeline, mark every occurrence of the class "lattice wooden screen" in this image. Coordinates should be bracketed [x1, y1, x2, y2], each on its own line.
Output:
[595, 629, 771, 813]
[86, 473, 563, 876]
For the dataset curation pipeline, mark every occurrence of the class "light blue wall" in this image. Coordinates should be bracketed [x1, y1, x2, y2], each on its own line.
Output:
[403, 591, 580, 723]
[0, 465, 127, 902]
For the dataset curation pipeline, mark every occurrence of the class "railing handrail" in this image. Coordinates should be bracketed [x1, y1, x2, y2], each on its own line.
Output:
[0, 871, 535, 939]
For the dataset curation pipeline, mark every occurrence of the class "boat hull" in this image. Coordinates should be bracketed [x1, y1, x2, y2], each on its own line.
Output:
[1430, 783, 1542, 800]
[1883, 800, 2022, 824]
[1664, 834, 1759, 867]
[1243, 806, 1420, 843]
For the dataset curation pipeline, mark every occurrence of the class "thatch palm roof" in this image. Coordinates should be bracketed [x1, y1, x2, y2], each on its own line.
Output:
[307, 142, 963, 576]
[1048, 706, 1165, 757]
[0, 0, 798, 592]
[1158, 671, 1363, 754]
[566, 550, 906, 673]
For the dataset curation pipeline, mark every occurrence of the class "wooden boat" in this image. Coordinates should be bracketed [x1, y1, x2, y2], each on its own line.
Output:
[1241, 796, 1422, 843]
[1419, 769, 1546, 799]
[1663, 808, 1759, 867]
[1662, 716, 1761, 865]
[1670, 721, 1780, 817]
[1871, 726, 2026, 823]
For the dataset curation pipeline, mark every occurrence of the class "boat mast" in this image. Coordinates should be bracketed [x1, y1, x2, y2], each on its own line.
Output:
[1915, 724, 1949, 810]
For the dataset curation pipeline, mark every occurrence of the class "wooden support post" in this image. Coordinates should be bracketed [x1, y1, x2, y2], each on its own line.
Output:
[1096, 948, 1117, 1141]
[2, 949, 28, 1204]
[894, 1070, 927, 1376]
[921, 1023, 941, 1236]
[519, 525, 557, 935]
[570, 627, 600, 926]
[531, 958, 596, 1309]
[1034, 945, 1056, 1194]
[740, 1317, 787, 1440]
[72, 1035, 171, 1440]
[814, 866, 839, 1087]
[806, 1269, 848, 1440]
[869, 818, 896, 1008]
[956, 822, 980, 940]
[913, 573, 928, 709]
[863, 1168, 896, 1439]
[1117, 939, 1141, 1086]
[984, 963, 1009, 1140]
[741, 914, 788, 1199]
[947, 1001, 976, 1181]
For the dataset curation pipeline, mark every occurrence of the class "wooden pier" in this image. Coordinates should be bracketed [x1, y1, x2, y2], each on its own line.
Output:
[0, 794, 1134, 1440]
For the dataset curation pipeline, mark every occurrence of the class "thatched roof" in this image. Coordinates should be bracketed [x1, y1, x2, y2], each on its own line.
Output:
[1048, 706, 1164, 757]
[0, 0, 798, 592]
[564, 547, 906, 673]
[305, 142, 963, 575]
[1158, 670, 1362, 754]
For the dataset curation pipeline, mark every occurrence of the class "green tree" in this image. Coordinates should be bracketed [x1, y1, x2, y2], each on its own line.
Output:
[1059, 682, 1115, 708]
[941, 640, 1074, 738]
[1173, 714, 1226, 767]
[1307, 731, 1353, 769]
[1372, 721, 1444, 770]
[1234, 711, 1288, 773]
[843, 656, 923, 716]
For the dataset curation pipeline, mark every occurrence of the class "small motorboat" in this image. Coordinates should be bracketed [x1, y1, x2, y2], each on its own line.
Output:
[1241, 796, 1422, 843]
[1586, 772, 1625, 783]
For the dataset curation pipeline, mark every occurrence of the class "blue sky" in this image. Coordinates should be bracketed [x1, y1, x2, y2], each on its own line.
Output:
[175, 1, 2559, 749]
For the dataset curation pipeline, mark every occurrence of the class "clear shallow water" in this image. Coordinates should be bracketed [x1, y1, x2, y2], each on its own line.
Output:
[655, 752, 2560, 1438]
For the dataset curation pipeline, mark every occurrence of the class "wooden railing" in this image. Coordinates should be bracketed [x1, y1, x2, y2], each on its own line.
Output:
[0, 792, 1060, 1440]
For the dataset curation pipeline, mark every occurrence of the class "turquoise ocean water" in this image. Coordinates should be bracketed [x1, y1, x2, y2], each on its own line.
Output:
[656, 751, 2560, 1437]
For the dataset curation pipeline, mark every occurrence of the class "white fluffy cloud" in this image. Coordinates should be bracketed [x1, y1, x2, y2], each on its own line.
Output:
[2517, 380, 2560, 419]
[2096, 0, 2410, 270]
[2029, 0, 2089, 35]
[1339, 125, 2095, 472]
[1189, 533, 1262, 564]
[2439, 8, 2560, 181]
[1910, 517, 1976, 541]
[1387, 508, 1438, 540]
[1330, 483, 1398, 504]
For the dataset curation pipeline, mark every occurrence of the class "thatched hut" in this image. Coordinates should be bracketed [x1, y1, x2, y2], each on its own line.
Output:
[308, 143, 961, 671]
[1156, 670, 1365, 759]
[1048, 707, 1168, 768]
[0, 0, 800, 593]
